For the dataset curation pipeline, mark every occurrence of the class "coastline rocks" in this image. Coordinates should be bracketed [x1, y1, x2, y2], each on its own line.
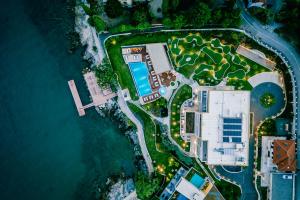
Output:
[106, 178, 138, 200]
[74, 5, 102, 66]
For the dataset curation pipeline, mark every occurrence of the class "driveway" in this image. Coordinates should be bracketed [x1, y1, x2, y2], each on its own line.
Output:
[216, 135, 256, 200]
[237, 1, 300, 198]
[250, 82, 285, 126]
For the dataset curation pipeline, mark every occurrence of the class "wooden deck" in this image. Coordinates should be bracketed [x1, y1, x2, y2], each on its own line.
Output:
[68, 80, 85, 116]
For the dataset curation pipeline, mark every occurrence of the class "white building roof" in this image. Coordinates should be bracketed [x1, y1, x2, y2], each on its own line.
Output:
[146, 43, 172, 74]
[175, 178, 206, 200]
[201, 90, 250, 166]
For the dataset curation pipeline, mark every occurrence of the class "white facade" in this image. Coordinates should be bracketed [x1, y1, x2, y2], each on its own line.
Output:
[200, 90, 251, 166]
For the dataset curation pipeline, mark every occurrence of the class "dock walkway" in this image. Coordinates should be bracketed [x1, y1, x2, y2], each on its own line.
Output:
[68, 80, 85, 116]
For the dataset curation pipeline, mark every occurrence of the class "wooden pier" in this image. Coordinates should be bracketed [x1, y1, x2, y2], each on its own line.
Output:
[68, 72, 117, 117]
[68, 80, 86, 116]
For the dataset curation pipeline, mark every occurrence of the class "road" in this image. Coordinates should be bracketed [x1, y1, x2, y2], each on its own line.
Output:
[237, 1, 300, 199]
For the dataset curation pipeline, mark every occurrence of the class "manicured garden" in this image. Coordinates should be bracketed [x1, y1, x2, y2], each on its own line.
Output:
[170, 85, 193, 152]
[260, 92, 276, 108]
[168, 33, 270, 90]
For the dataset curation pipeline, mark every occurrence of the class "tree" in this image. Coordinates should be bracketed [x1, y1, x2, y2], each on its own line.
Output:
[95, 58, 116, 91]
[188, 2, 211, 27]
[136, 22, 151, 31]
[211, 9, 222, 24]
[88, 15, 106, 32]
[173, 15, 186, 29]
[131, 4, 151, 25]
[135, 172, 160, 199]
[87, 0, 104, 15]
[104, 0, 123, 18]
[132, 8, 148, 24]
[81, 4, 93, 16]
[162, 17, 172, 28]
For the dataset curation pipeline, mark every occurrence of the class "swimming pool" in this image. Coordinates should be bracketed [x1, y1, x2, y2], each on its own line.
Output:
[128, 62, 152, 97]
[190, 174, 205, 188]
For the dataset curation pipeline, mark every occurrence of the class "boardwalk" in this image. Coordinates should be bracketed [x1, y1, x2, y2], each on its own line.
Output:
[68, 80, 85, 116]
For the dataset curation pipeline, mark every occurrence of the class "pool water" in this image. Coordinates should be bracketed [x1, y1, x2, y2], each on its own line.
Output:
[190, 174, 205, 188]
[177, 194, 188, 200]
[159, 87, 167, 95]
[128, 62, 152, 97]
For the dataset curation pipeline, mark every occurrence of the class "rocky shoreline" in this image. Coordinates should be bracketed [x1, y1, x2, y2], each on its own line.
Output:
[74, 2, 145, 199]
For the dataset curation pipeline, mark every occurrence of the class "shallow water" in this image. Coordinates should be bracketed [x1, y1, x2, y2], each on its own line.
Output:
[0, 0, 135, 199]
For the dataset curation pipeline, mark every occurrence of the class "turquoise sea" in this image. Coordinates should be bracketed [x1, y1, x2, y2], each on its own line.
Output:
[0, 0, 135, 199]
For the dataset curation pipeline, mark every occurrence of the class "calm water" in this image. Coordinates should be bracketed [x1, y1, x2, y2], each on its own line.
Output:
[0, 0, 135, 199]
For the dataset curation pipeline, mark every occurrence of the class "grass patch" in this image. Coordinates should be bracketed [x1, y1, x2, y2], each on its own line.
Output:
[143, 97, 168, 117]
[170, 85, 192, 151]
[260, 92, 276, 108]
[215, 179, 241, 200]
[202, 46, 223, 64]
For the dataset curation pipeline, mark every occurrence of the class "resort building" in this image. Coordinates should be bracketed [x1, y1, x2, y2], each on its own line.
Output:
[260, 136, 286, 186]
[159, 168, 215, 200]
[260, 136, 296, 187]
[181, 88, 251, 166]
[122, 43, 176, 105]
[268, 172, 295, 200]
[273, 139, 296, 172]
[175, 175, 213, 200]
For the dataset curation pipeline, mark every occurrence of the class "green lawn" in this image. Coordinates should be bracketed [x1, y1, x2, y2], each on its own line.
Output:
[170, 85, 192, 151]
[167, 33, 272, 90]
[202, 46, 223, 64]
[143, 97, 168, 117]
[215, 179, 241, 200]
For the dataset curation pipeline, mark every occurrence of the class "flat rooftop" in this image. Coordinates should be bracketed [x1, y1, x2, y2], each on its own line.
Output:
[201, 90, 250, 166]
[236, 45, 276, 70]
[146, 43, 172, 74]
[270, 172, 295, 200]
[176, 178, 206, 200]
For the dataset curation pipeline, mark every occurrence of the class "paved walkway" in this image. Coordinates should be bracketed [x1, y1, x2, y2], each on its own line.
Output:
[117, 90, 154, 174]
[248, 71, 282, 88]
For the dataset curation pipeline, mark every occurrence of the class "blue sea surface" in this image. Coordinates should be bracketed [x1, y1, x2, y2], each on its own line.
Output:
[0, 0, 135, 199]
